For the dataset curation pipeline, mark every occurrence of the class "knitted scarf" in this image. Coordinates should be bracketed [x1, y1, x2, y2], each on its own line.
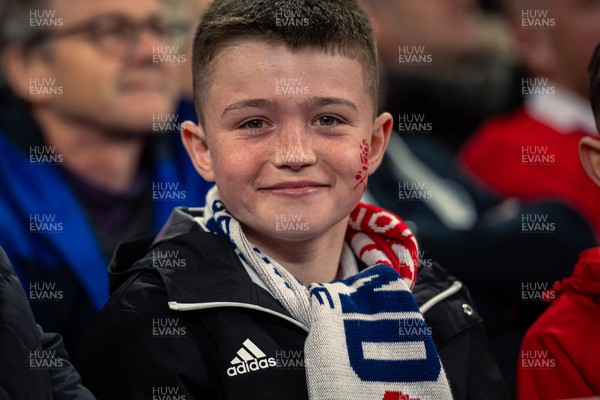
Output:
[202, 187, 452, 400]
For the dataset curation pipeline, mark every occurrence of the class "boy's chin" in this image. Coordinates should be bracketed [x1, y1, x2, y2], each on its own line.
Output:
[269, 228, 318, 242]
[243, 220, 329, 244]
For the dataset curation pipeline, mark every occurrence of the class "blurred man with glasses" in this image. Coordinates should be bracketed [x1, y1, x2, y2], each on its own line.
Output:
[0, 0, 212, 358]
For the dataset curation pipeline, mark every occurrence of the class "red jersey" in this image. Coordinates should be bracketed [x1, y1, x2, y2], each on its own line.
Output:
[460, 107, 600, 238]
[517, 247, 600, 399]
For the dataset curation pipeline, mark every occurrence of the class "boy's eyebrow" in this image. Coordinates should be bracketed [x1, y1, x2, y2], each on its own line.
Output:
[221, 97, 359, 117]
[306, 97, 358, 112]
[222, 99, 274, 116]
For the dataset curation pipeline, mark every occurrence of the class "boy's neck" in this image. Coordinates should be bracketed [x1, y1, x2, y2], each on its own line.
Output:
[243, 217, 349, 285]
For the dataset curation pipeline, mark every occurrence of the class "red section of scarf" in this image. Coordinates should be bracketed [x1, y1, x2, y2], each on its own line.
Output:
[346, 202, 419, 289]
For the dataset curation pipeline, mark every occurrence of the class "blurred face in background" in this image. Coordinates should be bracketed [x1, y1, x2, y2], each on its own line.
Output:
[363, 0, 480, 71]
[546, 0, 600, 98]
[511, 0, 600, 99]
[161, 0, 212, 101]
[24, 0, 178, 133]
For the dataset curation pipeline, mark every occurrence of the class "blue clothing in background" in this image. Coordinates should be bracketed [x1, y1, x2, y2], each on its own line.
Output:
[0, 92, 212, 358]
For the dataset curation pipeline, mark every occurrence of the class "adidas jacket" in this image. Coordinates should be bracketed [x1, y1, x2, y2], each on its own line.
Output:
[77, 208, 508, 400]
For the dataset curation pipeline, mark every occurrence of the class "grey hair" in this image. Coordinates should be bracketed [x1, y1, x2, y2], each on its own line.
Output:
[0, 0, 49, 88]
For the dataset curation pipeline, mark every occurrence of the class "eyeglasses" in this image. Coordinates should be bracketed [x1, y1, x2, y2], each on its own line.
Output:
[28, 14, 189, 60]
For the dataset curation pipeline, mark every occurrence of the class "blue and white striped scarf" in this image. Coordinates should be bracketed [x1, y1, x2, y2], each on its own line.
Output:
[202, 187, 453, 400]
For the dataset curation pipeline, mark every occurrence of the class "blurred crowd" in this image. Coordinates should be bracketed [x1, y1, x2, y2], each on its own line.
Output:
[0, 0, 599, 399]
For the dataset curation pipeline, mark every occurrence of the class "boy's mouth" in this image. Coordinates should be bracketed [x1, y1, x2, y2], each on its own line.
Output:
[260, 181, 329, 197]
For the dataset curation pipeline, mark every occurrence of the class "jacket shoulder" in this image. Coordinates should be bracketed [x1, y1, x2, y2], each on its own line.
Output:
[413, 263, 511, 399]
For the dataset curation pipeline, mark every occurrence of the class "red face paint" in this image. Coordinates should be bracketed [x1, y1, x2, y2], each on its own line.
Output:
[353, 139, 369, 192]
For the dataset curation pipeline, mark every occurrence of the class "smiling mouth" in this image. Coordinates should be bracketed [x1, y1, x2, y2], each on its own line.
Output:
[260, 181, 329, 197]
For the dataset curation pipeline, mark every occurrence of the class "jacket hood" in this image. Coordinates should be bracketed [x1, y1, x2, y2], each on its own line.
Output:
[554, 247, 600, 301]
[107, 207, 269, 307]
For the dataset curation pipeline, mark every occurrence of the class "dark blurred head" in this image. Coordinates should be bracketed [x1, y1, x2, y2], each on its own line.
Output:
[359, 0, 481, 72]
[579, 42, 600, 190]
[590, 42, 600, 128]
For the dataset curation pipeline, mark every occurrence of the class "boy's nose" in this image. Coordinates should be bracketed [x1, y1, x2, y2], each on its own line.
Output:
[274, 123, 316, 170]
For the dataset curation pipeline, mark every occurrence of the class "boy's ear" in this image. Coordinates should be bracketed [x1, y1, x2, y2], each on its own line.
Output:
[579, 136, 600, 187]
[367, 112, 394, 174]
[181, 121, 215, 182]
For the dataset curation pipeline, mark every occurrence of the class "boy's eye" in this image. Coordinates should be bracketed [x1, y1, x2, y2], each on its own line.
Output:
[241, 119, 267, 130]
[314, 115, 340, 127]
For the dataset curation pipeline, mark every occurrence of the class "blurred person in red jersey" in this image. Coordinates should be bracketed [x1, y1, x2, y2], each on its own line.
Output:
[459, 0, 600, 238]
[517, 42, 600, 400]
[361, 1, 598, 394]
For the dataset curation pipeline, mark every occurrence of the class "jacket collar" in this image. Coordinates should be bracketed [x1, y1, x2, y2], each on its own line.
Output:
[108, 207, 292, 313]
[555, 247, 600, 301]
[525, 83, 598, 135]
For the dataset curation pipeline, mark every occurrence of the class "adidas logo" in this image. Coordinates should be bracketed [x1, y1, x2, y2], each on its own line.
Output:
[227, 339, 276, 377]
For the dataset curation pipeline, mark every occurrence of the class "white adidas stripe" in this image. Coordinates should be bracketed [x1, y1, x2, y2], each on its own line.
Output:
[230, 339, 267, 365]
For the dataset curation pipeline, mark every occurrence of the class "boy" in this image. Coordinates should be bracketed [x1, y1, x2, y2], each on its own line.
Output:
[77, 0, 453, 398]
[516, 42, 600, 400]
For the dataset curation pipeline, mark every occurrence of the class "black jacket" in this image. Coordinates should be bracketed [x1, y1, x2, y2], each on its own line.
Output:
[0, 247, 95, 400]
[77, 208, 509, 400]
[413, 263, 510, 399]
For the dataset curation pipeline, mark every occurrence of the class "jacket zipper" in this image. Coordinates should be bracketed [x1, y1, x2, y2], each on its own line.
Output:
[168, 301, 310, 332]
[419, 281, 463, 314]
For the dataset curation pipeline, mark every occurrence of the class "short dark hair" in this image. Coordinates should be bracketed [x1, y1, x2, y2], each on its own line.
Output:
[590, 42, 600, 125]
[191, 0, 379, 123]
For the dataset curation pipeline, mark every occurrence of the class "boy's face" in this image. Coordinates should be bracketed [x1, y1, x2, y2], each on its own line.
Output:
[183, 40, 392, 243]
